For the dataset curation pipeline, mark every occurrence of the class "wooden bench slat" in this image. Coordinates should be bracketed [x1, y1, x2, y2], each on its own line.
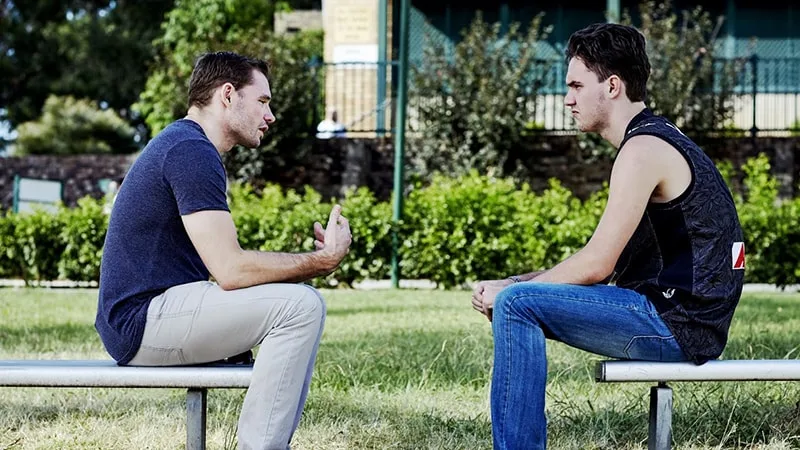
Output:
[0, 360, 252, 388]
[596, 359, 800, 382]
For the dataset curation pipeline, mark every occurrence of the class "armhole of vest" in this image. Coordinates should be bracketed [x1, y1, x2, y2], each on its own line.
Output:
[623, 130, 696, 209]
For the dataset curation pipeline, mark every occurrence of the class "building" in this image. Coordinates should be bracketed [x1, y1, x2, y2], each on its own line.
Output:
[321, 0, 800, 134]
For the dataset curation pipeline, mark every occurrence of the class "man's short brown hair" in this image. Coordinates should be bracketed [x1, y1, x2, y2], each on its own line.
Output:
[188, 51, 270, 108]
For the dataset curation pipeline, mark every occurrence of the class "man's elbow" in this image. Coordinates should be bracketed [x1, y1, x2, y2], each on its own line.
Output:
[210, 251, 246, 291]
[584, 258, 615, 285]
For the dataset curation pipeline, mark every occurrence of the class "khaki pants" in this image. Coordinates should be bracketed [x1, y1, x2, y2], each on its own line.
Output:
[127, 281, 326, 450]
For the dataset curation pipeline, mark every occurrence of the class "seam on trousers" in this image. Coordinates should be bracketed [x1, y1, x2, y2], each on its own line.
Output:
[508, 291, 661, 316]
[259, 291, 309, 448]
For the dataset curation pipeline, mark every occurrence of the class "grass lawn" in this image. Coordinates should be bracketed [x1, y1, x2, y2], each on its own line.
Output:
[2, 288, 800, 449]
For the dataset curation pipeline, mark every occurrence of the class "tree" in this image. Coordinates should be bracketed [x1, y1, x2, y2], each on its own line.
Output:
[135, 0, 323, 185]
[0, 0, 174, 138]
[625, 0, 745, 132]
[15, 95, 137, 155]
[408, 14, 552, 180]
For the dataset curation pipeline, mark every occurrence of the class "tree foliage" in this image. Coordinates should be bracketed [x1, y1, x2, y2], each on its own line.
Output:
[15, 95, 137, 155]
[0, 0, 175, 132]
[625, 0, 745, 132]
[135, 0, 323, 185]
[408, 14, 552, 180]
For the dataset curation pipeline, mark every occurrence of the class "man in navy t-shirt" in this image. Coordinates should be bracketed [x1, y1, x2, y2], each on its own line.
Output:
[96, 51, 352, 450]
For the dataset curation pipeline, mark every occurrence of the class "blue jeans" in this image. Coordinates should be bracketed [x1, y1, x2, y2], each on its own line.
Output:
[490, 282, 688, 450]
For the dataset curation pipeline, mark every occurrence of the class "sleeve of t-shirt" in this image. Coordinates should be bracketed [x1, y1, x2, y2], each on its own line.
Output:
[162, 140, 230, 215]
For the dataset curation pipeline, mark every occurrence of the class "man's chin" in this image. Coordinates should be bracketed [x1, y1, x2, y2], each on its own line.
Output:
[238, 139, 262, 149]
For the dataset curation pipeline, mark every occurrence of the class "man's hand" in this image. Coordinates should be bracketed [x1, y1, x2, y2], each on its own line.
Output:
[314, 204, 352, 272]
[472, 279, 513, 321]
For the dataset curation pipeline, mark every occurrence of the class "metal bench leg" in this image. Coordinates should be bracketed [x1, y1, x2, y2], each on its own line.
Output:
[187, 388, 208, 450]
[649, 383, 673, 450]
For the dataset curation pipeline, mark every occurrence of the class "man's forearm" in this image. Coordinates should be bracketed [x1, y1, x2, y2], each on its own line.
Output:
[219, 249, 337, 290]
[526, 250, 610, 285]
[512, 270, 547, 282]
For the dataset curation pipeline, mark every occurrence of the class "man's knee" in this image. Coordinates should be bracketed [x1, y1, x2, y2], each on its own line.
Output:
[299, 284, 327, 318]
[289, 284, 326, 324]
[494, 283, 525, 318]
[494, 283, 547, 323]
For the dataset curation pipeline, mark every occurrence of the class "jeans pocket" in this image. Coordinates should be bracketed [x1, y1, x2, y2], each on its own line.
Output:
[624, 335, 686, 361]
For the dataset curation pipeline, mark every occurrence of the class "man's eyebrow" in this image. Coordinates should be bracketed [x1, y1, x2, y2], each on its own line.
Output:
[566, 81, 581, 87]
[259, 94, 272, 101]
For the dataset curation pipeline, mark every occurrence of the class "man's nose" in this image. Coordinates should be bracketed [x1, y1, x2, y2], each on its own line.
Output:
[265, 108, 276, 124]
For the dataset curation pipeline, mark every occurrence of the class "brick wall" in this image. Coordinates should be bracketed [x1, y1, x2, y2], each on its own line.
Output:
[0, 154, 136, 211]
[1, 136, 797, 212]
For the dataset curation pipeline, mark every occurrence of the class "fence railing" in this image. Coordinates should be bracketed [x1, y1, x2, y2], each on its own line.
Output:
[313, 56, 800, 136]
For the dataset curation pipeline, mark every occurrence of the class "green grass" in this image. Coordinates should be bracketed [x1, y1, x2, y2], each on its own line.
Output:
[2, 289, 800, 449]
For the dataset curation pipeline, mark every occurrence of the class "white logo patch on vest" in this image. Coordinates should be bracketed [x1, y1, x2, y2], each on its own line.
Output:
[732, 242, 746, 270]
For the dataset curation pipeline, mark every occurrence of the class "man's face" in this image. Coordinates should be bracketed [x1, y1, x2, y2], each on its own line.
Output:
[564, 57, 609, 133]
[229, 69, 275, 149]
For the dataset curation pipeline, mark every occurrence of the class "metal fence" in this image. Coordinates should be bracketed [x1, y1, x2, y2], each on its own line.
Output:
[314, 56, 800, 136]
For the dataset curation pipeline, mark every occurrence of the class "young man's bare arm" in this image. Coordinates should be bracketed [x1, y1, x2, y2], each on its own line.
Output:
[181, 205, 351, 290]
[528, 135, 670, 285]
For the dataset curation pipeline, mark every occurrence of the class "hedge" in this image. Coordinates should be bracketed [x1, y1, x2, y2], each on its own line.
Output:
[0, 154, 797, 288]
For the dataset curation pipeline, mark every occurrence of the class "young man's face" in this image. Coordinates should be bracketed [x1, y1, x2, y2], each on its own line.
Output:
[564, 57, 609, 133]
[229, 69, 276, 149]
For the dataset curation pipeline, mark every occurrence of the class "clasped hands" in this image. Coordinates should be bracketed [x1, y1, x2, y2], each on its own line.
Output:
[471, 279, 514, 322]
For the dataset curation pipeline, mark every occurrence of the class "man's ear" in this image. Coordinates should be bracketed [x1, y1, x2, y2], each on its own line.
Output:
[220, 83, 235, 106]
[607, 75, 623, 99]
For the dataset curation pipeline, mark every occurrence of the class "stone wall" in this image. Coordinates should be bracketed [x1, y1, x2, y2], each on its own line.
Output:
[301, 135, 800, 201]
[0, 154, 135, 210]
[1, 136, 798, 212]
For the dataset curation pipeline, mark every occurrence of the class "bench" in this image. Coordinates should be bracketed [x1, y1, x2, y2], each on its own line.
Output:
[0, 360, 252, 450]
[595, 359, 800, 450]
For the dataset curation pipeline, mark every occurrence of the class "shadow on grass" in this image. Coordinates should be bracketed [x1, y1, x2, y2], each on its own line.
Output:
[548, 381, 800, 449]
[302, 390, 493, 450]
[325, 303, 456, 318]
[0, 323, 101, 353]
[0, 388, 185, 429]
[316, 328, 494, 391]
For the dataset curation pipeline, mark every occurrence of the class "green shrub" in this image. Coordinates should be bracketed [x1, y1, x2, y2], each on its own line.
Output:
[1, 157, 797, 288]
[15, 95, 137, 155]
[13, 208, 66, 284]
[400, 172, 531, 288]
[409, 13, 552, 180]
[335, 187, 393, 287]
[58, 197, 109, 282]
[0, 213, 21, 279]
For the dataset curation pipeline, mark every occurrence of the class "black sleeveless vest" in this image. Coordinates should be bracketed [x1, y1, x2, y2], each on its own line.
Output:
[614, 109, 745, 364]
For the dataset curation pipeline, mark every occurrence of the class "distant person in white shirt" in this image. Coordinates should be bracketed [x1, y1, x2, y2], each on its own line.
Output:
[316, 108, 346, 139]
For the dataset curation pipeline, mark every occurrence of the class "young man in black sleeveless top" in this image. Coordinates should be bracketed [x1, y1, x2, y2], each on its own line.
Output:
[471, 23, 745, 449]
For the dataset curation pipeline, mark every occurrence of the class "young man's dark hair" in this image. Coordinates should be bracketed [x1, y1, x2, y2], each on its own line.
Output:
[565, 23, 651, 102]
[473, 23, 744, 450]
[188, 51, 271, 108]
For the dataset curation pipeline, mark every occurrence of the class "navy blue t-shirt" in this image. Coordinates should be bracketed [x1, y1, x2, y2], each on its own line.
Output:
[95, 119, 229, 364]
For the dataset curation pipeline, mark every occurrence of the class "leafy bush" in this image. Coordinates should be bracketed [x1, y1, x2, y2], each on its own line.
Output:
[58, 197, 109, 282]
[15, 95, 137, 155]
[409, 13, 552, 179]
[135, 0, 322, 186]
[13, 208, 66, 284]
[400, 172, 524, 288]
[732, 154, 797, 286]
[0, 213, 21, 279]
[1, 156, 797, 288]
[625, 0, 745, 132]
